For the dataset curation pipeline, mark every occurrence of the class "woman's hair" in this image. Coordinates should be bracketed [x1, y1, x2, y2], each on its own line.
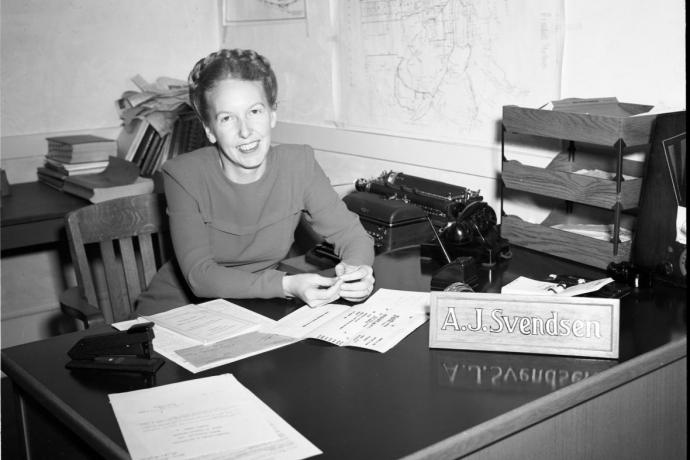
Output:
[188, 48, 277, 123]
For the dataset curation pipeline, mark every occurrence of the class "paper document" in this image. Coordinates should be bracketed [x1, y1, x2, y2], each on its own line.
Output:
[501, 276, 614, 297]
[114, 317, 297, 374]
[573, 168, 637, 181]
[113, 301, 290, 373]
[174, 332, 299, 371]
[270, 288, 430, 353]
[109, 373, 321, 460]
[113, 289, 429, 372]
[551, 223, 632, 243]
[141, 298, 273, 345]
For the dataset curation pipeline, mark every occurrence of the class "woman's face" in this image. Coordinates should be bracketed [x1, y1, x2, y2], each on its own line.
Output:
[203, 78, 277, 180]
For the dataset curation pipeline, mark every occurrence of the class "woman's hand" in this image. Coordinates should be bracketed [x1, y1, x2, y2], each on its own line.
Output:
[282, 273, 343, 308]
[334, 263, 375, 303]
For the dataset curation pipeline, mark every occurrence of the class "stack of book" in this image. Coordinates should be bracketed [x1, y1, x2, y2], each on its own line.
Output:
[37, 134, 116, 190]
[116, 75, 209, 178]
[62, 156, 154, 203]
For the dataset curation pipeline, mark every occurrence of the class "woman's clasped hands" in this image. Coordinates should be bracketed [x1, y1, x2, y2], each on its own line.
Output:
[282, 263, 375, 308]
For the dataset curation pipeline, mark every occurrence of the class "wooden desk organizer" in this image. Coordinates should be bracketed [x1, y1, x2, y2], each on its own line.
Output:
[500, 102, 658, 269]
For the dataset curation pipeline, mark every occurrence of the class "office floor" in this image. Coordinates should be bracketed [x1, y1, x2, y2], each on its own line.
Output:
[2, 377, 100, 459]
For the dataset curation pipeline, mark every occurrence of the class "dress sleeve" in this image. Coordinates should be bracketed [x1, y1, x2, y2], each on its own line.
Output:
[162, 166, 285, 300]
[301, 152, 375, 267]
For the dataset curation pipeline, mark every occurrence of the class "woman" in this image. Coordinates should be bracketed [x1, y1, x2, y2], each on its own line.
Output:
[136, 49, 375, 315]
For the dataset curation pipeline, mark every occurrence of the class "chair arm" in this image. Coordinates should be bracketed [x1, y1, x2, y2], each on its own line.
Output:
[59, 286, 106, 329]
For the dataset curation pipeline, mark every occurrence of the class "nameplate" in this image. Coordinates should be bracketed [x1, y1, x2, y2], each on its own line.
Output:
[429, 292, 619, 359]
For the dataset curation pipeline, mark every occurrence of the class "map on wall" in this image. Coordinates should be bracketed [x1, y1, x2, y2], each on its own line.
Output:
[336, 0, 565, 145]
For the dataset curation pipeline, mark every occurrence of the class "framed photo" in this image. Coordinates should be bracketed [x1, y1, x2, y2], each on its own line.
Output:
[222, 0, 307, 25]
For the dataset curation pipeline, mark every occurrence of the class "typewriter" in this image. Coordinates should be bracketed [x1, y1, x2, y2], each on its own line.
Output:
[307, 171, 511, 268]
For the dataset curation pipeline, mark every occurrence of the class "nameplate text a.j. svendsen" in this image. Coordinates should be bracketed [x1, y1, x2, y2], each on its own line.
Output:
[429, 292, 619, 359]
[441, 307, 602, 339]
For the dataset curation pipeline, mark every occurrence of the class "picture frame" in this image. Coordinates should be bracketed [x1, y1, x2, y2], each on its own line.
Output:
[222, 0, 307, 25]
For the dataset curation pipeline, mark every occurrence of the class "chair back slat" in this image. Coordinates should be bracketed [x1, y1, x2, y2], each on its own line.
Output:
[63, 193, 169, 324]
[137, 233, 159, 288]
[99, 239, 126, 323]
[66, 215, 100, 309]
[119, 236, 143, 314]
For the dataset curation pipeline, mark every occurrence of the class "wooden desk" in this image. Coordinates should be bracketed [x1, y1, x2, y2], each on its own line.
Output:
[0, 181, 88, 252]
[1, 247, 686, 459]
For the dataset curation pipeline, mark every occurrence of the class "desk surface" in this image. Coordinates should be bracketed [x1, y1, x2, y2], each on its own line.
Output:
[1, 181, 88, 251]
[2, 246, 687, 459]
[0, 181, 87, 226]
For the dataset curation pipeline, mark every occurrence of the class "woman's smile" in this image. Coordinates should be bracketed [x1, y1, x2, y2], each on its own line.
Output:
[237, 140, 260, 153]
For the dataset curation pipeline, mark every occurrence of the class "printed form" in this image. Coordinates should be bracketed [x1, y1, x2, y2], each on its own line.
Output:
[108, 373, 321, 460]
[270, 288, 430, 352]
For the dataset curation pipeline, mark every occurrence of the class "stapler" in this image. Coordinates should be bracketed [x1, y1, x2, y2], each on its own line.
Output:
[66, 322, 164, 374]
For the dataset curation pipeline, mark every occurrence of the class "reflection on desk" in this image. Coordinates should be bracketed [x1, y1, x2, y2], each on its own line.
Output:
[436, 351, 616, 394]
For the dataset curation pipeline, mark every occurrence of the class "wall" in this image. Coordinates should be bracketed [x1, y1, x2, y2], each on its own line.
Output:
[561, 0, 686, 108]
[222, 0, 685, 211]
[1, 0, 686, 347]
[1, 0, 221, 183]
[0, 0, 220, 348]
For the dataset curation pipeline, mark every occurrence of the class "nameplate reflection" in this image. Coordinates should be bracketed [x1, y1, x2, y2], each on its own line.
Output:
[435, 351, 617, 393]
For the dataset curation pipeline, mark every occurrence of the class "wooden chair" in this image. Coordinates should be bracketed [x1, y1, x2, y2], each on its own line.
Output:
[60, 193, 170, 328]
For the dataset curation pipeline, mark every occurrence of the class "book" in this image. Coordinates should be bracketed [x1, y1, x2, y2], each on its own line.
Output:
[139, 128, 164, 177]
[147, 133, 172, 176]
[36, 170, 65, 191]
[46, 149, 112, 164]
[115, 105, 209, 175]
[120, 118, 151, 162]
[62, 176, 153, 203]
[62, 156, 153, 203]
[44, 157, 110, 175]
[180, 111, 208, 154]
[45, 134, 117, 154]
[37, 166, 67, 181]
[131, 123, 157, 168]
